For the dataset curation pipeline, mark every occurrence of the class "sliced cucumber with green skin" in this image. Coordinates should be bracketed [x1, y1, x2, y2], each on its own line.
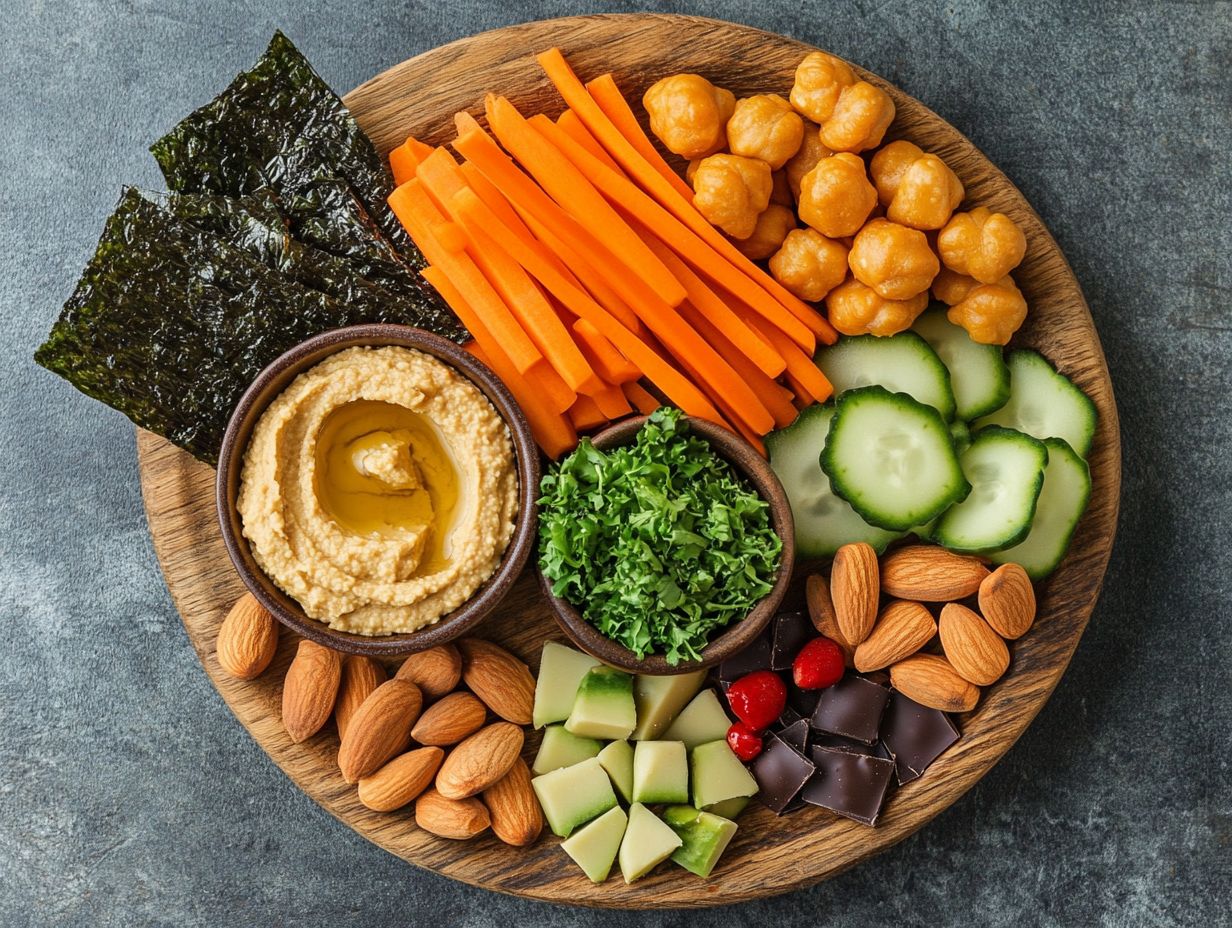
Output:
[912, 308, 1010, 420]
[931, 427, 1048, 553]
[765, 404, 904, 558]
[821, 387, 970, 532]
[950, 420, 972, 454]
[990, 438, 1091, 578]
[974, 350, 1097, 458]
[814, 332, 956, 420]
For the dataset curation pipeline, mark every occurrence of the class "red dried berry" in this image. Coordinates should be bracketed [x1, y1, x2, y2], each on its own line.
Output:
[727, 722, 764, 762]
[793, 637, 846, 690]
[726, 670, 787, 730]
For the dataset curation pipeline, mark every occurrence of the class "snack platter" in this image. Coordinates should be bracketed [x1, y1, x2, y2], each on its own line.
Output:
[79, 12, 1114, 908]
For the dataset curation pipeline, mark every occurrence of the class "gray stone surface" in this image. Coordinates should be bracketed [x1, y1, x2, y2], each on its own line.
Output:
[2, 0, 1229, 924]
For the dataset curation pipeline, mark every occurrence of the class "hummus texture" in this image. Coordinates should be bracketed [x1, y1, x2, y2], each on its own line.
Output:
[237, 346, 518, 635]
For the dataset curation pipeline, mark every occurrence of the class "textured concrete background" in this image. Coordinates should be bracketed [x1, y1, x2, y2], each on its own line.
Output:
[2, 0, 1229, 925]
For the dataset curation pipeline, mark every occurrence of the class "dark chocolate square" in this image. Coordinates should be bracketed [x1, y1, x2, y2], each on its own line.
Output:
[778, 718, 810, 754]
[880, 691, 960, 785]
[777, 704, 803, 729]
[811, 733, 877, 757]
[718, 632, 772, 681]
[787, 680, 821, 718]
[752, 734, 815, 815]
[771, 611, 815, 671]
[802, 746, 896, 826]
[810, 675, 890, 744]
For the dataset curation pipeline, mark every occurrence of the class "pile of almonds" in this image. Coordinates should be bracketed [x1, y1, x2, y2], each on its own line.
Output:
[215, 594, 542, 845]
[806, 544, 1036, 712]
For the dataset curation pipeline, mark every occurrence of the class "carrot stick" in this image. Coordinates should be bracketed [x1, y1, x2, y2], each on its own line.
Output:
[584, 381, 633, 418]
[567, 395, 609, 432]
[676, 300, 799, 429]
[585, 73, 694, 201]
[638, 230, 786, 378]
[740, 309, 834, 405]
[622, 380, 661, 415]
[572, 318, 640, 383]
[449, 185, 725, 425]
[527, 100, 819, 351]
[536, 47, 837, 346]
[389, 136, 434, 185]
[415, 151, 601, 395]
[389, 180, 543, 376]
[484, 95, 686, 306]
[554, 110, 623, 173]
[673, 349, 768, 453]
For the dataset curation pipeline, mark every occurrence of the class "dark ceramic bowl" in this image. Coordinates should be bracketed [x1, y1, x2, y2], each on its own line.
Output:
[216, 324, 540, 657]
[537, 415, 795, 675]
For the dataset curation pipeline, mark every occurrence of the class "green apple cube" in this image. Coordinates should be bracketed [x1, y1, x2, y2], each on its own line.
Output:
[661, 689, 732, 750]
[597, 740, 635, 803]
[663, 806, 739, 878]
[532, 724, 603, 775]
[532, 757, 618, 837]
[533, 641, 600, 728]
[703, 796, 750, 820]
[632, 740, 689, 804]
[565, 667, 636, 740]
[690, 740, 758, 810]
[618, 803, 683, 884]
[630, 670, 707, 740]
[560, 805, 628, 884]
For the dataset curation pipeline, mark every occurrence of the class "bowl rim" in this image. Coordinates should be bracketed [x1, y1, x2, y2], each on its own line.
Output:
[215, 323, 541, 657]
[536, 413, 796, 675]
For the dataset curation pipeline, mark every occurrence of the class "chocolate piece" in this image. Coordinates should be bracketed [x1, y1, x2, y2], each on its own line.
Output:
[787, 680, 821, 718]
[771, 611, 815, 672]
[803, 746, 895, 826]
[752, 734, 815, 815]
[778, 718, 810, 754]
[718, 632, 772, 681]
[880, 691, 960, 785]
[811, 733, 878, 757]
[777, 704, 803, 729]
[811, 676, 890, 745]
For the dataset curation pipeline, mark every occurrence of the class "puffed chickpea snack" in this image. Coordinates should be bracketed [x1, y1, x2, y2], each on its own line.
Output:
[769, 229, 849, 302]
[796, 152, 877, 239]
[770, 170, 794, 207]
[938, 206, 1027, 283]
[735, 204, 797, 260]
[785, 123, 830, 200]
[644, 73, 736, 160]
[789, 52, 856, 123]
[820, 80, 895, 154]
[945, 275, 1028, 345]
[868, 144, 965, 230]
[691, 153, 774, 240]
[726, 94, 805, 170]
[826, 277, 929, 337]
[848, 219, 940, 300]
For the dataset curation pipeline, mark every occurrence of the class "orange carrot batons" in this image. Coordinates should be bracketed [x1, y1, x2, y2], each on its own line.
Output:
[622, 380, 662, 415]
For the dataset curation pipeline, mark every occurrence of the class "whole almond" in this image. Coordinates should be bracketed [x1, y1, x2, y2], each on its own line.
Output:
[337, 679, 423, 783]
[335, 656, 387, 742]
[854, 600, 936, 672]
[357, 746, 444, 812]
[411, 692, 488, 746]
[890, 654, 980, 712]
[282, 640, 342, 743]
[415, 788, 490, 839]
[831, 543, 880, 647]
[880, 545, 990, 601]
[216, 593, 279, 680]
[979, 563, 1037, 639]
[805, 574, 853, 666]
[939, 603, 1010, 685]
[394, 645, 462, 700]
[458, 639, 535, 725]
[482, 758, 543, 847]
[435, 722, 525, 799]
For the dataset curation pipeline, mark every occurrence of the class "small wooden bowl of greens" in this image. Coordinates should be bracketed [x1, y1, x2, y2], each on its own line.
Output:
[536, 408, 795, 674]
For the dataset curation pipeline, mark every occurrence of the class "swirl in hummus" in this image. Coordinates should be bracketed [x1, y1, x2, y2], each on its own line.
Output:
[237, 346, 517, 635]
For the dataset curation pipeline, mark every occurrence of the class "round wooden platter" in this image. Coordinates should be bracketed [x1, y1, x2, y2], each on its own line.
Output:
[135, 13, 1121, 908]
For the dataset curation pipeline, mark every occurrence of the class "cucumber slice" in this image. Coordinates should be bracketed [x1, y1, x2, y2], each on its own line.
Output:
[766, 404, 903, 558]
[974, 350, 1097, 458]
[814, 332, 956, 420]
[989, 438, 1091, 578]
[821, 387, 970, 531]
[931, 427, 1048, 553]
[950, 420, 972, 454]
[912, 308, 1010, 420]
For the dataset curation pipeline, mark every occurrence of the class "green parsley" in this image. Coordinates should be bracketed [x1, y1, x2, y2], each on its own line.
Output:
[538, 407, 782, 665]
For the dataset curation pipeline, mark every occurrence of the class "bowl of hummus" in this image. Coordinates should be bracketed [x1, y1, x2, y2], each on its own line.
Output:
[216, 324, 539, 656]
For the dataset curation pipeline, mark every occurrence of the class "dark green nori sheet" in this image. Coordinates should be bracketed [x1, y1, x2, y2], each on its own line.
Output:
[34, 190, 440, 464]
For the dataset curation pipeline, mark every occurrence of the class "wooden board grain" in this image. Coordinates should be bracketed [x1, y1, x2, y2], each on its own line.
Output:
[135, 14, 1121, 907]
